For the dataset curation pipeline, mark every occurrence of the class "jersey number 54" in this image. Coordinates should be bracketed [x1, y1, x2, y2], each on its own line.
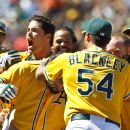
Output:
[77, 68, 114, 100]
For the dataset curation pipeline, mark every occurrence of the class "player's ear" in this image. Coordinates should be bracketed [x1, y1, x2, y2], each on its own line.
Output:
[46, 34, 51, 41]
[85, 34, 91, 42]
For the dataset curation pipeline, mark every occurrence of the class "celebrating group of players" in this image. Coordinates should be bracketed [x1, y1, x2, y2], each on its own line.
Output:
[0, 15, 129, 130]
[0, 15, 78, 130]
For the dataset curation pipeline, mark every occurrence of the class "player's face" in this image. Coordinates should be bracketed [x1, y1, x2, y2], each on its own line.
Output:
[26, 20, 51, 59]
[0, 34, 6, 51]
[106, 37, 126, 58]
[124, 45, 130, 63]
[52, 30, 75, 53]
[126, 45, 130, 55]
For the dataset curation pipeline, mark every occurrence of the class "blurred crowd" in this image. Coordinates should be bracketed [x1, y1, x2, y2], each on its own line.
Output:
[0, 0, 130, 51]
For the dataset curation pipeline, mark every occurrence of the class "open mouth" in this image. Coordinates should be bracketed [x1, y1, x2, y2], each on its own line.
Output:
[28, 39, 33, 46]
[60, 48, 69, 52]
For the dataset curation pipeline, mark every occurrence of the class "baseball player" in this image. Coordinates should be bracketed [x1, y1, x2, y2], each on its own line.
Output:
[122, 27, 130, 63]
[0, 21, 37, 128]
[0, 22, 21, 126]
[0, 23, 20, 75]
[106, 34, 126, 58]
[0, 21, 7, 53]
[32, 26, 78, 130]
[36, 18, 130, 130]
[0, 25, 78, 130]
[120, 27, 130, 130]
[0, 15, 55, 130]
[0, 21, 21, 73]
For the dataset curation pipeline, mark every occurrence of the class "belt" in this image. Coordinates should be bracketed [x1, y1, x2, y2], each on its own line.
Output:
[71, 113, 120, 128]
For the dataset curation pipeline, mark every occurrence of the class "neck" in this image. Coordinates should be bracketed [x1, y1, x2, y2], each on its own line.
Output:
[33, 50, 51, 60]
[85, 41, 95, 49]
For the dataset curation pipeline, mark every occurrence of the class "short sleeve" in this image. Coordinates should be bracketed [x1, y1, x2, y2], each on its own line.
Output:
[44, 54, 65, 83]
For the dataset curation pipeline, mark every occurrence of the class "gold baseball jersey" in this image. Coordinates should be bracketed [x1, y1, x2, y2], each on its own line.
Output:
[0, 60, 50, 130]
[0, 51, 32, 73]
[44, 46, 130, 125]
[0, 51, 33, 61]
[20, 51, 34, 61]
[121, 102, 130, 130]
[32, 91, 66, 130]
[0, 51, 33, 110]
[0, 59, 66, 130]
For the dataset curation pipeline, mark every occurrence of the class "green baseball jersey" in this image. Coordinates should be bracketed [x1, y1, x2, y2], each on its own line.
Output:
[44, 46, 130, 125]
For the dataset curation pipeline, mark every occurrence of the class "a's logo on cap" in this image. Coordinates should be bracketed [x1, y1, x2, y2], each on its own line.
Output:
[100, 32, 105, 36]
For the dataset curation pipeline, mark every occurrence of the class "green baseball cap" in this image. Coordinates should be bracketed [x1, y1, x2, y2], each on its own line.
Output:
[0, 21, 6, 35]
[81, 17, 112, 39]
[122, 26, 130, 37]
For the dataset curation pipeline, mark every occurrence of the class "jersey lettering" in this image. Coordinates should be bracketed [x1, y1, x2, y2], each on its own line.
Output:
[53, 91, 67, 104]
[76, 54, 82, 64]
[92, 53, 98, 65]
[69, 53, 126, 72]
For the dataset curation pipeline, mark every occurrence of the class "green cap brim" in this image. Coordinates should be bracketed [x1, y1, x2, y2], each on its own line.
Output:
[0, 30, 6, 35]
[123, 27, 130, 37]
[81, 30, 86, 34]
[81, 20, 89, 34]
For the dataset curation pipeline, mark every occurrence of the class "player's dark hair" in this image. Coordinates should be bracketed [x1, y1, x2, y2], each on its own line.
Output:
[56, 26, 77, 43]
[0, 21, 6, 36]
[90, 35, 111, 48]
[29, 15, 55, 46]
[120, 33, 130, 63]
[56, 26, 79, 52]
[57, 26, 77, 43]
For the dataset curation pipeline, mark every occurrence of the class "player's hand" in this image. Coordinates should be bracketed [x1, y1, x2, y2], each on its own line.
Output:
[0, 50, 21, 70]
[36, 52, 63, 81]
[0, 84, 17, 103]
[47, 78, 63, 94]
[0, 108, 9, 123]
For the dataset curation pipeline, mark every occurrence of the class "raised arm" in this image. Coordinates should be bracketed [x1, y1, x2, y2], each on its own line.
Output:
[36, 52, 62, 81]
[36, 53, 64, 93]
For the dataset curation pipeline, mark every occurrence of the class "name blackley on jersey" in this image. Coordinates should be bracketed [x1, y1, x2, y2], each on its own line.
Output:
[69, 51, 126, 72]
